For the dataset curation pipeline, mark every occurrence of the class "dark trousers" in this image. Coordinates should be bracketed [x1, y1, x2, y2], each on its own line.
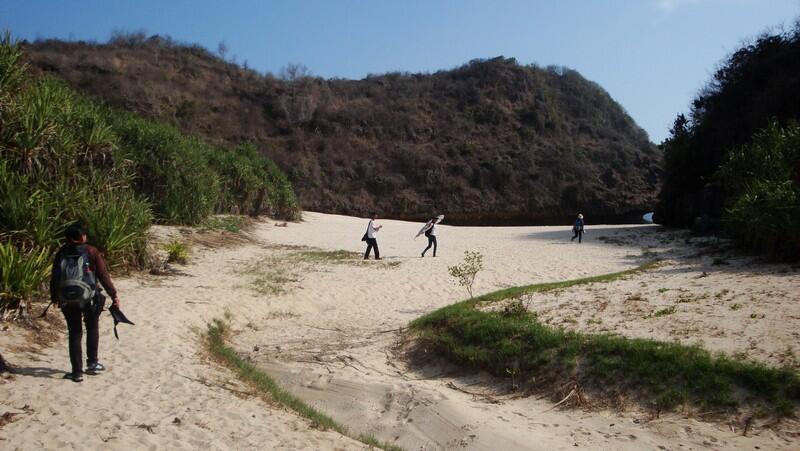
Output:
[364, 237, 380, 259]
[422, 235, 437, 256]
[62, 298, 104, 374]
[571, 229, 583, 243]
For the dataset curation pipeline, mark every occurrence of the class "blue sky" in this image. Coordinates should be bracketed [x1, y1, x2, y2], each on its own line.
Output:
[2, 0, 797, 142]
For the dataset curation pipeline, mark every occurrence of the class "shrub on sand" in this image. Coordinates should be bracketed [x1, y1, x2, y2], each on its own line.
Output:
[164, 239, 189, 264]
[0, 242, 51, 319]
[447, 251, 483, 298]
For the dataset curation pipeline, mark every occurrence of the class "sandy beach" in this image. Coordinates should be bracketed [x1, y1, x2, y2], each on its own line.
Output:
[1, 212, 798, 450]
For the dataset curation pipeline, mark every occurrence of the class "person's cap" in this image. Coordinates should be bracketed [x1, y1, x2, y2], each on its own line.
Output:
[578, 214, 584, 219]
[65, 224, 86, 242]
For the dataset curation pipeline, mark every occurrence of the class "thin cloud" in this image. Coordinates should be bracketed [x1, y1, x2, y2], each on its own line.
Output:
[653, 0, 703, 12]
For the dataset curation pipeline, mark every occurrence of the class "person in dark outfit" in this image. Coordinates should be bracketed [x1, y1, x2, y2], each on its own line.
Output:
[363, 213, 382, 260]
[50, 224, 120, 382]
[571, 213, 585, 243]
[418, 214, 444, 257]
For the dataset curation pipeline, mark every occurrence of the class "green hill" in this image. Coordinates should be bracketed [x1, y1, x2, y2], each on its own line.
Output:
[24, 35, 661, 224]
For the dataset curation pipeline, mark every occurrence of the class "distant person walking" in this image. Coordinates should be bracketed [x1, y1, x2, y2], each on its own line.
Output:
[51, 224, 120, 382]
[416, 214, 444, 257]
[571, 213, 585, 243]
[363, 213, 382, 260]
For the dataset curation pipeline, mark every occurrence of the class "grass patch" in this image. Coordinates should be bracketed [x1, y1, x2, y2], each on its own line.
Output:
[242, 255, 297, 295]
[294, 248, 401, 269]
[409, 261, 799, 416]
[597, 235, 631, 246]
[241, 246, 400, 296]
[205, 318, 404, 451]
[295, 249, 362, 263]
[201, 216, 247, 233]
[464, 260, 660, 309]
[647, 306, 677, 318]
[358, 434, 405, 451]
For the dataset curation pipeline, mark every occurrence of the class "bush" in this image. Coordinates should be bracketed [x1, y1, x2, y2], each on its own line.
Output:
[0, 31, 27, 97]
[108, 113, 219, 224]
[0, 34, 300, 310]
[717, 122, 800, 258]
[657, 23, 800, 232]
[108, 113, 299, 223]
[0, 164, 64, 248]
[164, 239, 189, 264]
[0, 242, 51, 319]
[204, 143, 300, 219]
[77, 190, 153, 268]
[262, 158, 300, 220]
[448, 251, 484, 298]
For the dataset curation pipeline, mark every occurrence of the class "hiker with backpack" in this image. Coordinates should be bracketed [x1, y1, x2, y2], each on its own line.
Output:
[571, 213, 585, 243]
[362, 213, 382, 260]
[50, 224, 120, 382]
[416, 214, 444, 257]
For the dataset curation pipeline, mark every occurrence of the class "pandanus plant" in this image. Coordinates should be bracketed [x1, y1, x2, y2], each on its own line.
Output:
[0, 241, 52, 320]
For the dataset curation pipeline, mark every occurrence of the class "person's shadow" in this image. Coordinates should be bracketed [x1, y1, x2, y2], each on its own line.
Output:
[11, 366, 66, 379]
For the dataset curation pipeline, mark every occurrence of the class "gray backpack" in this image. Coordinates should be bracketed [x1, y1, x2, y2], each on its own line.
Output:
[58, 246, 97, 310]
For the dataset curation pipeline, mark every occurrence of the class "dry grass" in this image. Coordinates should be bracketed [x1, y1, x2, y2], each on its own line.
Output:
[241, 246, 401, 296]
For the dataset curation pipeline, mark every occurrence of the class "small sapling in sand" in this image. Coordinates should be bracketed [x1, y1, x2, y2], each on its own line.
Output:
[448, 250, 483, 298]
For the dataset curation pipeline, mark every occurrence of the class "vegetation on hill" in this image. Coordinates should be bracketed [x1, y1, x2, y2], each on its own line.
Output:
[655, 22, 800, 258]
[0, 34, 298, 318]
[23, 34, 661, 224]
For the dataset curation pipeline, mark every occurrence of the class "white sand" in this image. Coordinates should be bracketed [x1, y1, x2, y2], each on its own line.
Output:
[0, 221, 365, 451]
[2, 212, 798, 450]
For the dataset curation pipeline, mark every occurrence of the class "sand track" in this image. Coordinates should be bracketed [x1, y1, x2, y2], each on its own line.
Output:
[2, 212, 798, 450]
[0, 222, 365, 450]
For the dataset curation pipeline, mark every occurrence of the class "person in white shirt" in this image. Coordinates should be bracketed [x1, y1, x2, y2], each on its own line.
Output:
[417, 214, 443, 257]
[363, 213, 382, 260]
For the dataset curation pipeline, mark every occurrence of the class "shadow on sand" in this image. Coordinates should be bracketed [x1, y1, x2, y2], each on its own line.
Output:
[521, 224, 662, 243]
[12, 366, 66, 379]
